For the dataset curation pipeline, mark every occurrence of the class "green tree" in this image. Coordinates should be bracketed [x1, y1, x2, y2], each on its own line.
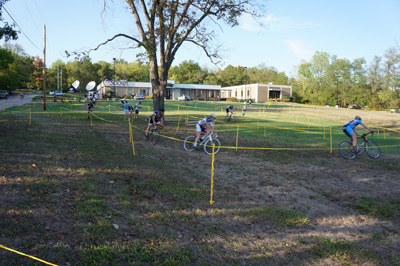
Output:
[0, 47, 14, 90]
[169, 60, 206, 84]
[0, 0, 18, 41]
[1, 43, 34, 90]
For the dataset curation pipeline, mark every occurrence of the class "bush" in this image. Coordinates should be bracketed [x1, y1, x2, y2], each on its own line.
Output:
[227, 97, 238, 102]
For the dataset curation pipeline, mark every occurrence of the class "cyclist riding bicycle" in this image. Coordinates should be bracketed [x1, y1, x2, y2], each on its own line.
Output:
[343, 116, 373, 153]
[145, 108, 165, 137]
[226, 105, 234, 119]
[193, 114, 217, 149]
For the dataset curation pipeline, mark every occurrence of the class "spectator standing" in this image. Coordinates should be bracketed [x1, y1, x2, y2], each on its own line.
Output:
[134, 101, 141, 118]
[123, 101, 130, 119]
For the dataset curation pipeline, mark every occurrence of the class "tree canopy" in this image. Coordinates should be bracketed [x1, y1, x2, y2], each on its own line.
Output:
[0, 0, 18, 42]
[69, 0, 266, 110]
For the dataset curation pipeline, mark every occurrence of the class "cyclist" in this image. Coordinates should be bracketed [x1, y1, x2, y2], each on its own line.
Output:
[242, 102, 247, 116]
[194, 114, 217, 149]
[343, 116, 373, 153]
[226, 105, 234, 119]
[145, 108, 165, 137]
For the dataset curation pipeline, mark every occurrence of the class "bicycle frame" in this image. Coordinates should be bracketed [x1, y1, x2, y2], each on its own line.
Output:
[351, 131, 373, 148]
[198, 131, 217, 145]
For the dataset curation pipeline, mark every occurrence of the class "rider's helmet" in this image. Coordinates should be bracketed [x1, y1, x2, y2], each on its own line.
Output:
[159, 108, 165, 112]
[210, 113, 217, 119]
[230, 105, 233, 108]
[355, 116, 361, 121]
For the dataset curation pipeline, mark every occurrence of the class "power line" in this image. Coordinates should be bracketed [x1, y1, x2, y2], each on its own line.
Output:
[3, 6, 42, 52]
[33, 0, 45, 25]
[23, 0, 42, 36]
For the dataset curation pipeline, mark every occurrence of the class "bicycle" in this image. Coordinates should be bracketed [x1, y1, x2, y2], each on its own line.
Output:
[183, 132, 221, 155]
[225, 113, 236, 122]
[339, 131, 381, 160]
[142, 124, 162, 145]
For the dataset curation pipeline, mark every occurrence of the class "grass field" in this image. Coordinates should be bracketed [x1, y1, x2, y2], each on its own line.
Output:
[1, 99, 400, 265]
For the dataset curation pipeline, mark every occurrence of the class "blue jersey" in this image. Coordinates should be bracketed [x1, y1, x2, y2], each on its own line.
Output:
[344, 119, 363, 130]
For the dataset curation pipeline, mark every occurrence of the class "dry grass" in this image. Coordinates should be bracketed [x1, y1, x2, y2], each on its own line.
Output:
[0, 101, 399, 265]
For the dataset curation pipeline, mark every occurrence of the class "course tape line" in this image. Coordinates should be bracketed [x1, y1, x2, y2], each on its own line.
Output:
[91, 112, 122, 123]
[0, 244, 58, 266]
[129, 123, 400, 151]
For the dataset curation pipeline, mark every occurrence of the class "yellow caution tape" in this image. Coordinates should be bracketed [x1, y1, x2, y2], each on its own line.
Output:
[0, 244, 58, 266]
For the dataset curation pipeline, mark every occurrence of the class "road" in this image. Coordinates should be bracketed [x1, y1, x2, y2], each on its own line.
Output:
[0, 94, 38, 110]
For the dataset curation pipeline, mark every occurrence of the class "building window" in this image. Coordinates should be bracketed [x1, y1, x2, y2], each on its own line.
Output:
[211, 91, 214, 97]
[196, 89, 201, 98]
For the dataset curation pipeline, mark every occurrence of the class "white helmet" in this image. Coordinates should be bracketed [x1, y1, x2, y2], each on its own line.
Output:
[210, 114, 217, 119]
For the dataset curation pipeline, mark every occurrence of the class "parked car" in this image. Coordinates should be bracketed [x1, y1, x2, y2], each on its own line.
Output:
[348, 104, 361, 109]
[49, 91, 64, 96]
[178, 95, 191, 101]
[390, 108, 400, 113]
[134, 94, 144, 100]
[0, 90, 9, 99]
[64, 87, 81, 93]
[325, 104, 333, 107]
[7, 90, 14, 95]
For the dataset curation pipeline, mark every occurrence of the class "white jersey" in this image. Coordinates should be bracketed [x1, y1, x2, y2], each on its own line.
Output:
[198, 117, 213, 127]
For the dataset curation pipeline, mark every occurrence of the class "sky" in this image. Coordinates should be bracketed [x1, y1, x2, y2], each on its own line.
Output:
[1, 0, 400, 78]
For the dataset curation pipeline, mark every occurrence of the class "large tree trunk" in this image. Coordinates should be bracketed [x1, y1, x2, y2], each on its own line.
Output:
[152, 81, 165, 111]
[150, 61, 164, 111]
[150, 61, 169, 111]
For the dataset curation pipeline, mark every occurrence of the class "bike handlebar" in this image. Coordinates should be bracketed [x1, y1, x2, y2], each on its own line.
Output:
[361, 131, 374, 138]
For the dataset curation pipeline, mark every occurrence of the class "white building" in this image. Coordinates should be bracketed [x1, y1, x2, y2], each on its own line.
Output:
[221, 83, 292, 103]
[97, 79, 222, 100]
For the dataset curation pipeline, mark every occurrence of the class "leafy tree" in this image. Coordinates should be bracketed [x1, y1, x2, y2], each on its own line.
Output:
[169, 60, 206, 84]
[0, 0, 18, 41]
[68, 0, 266, 110]
[0, 47, 13, 90]
[32, 56, 43, 90]
[94, 61, 113, 82]
[0, 43, 34, 90]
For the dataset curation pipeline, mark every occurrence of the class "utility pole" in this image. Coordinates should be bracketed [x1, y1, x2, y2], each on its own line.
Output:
[43, 25, 46, 110]
[60, 70, 62, 91]
[57, 65, 59, 90]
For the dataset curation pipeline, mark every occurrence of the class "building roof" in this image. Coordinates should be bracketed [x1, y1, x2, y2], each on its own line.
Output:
[100, 79, 221, 90]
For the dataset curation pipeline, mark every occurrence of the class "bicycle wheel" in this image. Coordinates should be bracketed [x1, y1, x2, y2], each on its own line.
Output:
[183, 135, 196, 151]
[149, 129, 160, 145]
[230, 116, 236, 123]
[225, 116, 230, 122]
[339, 141, 357, 160]
[204, 138, 221, 155]
[365, 140, 381, 159]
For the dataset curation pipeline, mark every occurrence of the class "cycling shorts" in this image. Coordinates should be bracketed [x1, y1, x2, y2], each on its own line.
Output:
[196, 124, 207, 133]
[343, 126, 356, 138]
[148, 117, 162, 125]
